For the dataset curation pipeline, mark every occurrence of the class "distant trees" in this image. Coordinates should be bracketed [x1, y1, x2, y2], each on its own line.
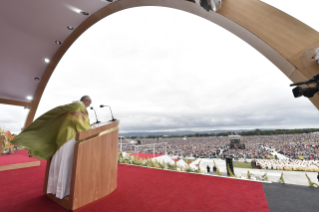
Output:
[239, 128, 319, 136]
[121, 128, 319, 139]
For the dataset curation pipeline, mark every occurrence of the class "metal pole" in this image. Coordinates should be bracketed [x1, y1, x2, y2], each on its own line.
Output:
[137, 145, 139, 158]
[165, 143, 167, 155]
[120, 136, 123, 152]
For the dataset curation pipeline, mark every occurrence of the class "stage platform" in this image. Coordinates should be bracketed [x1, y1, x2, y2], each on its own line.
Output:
[0, 151, 40, 172]
[0, 151, 317, 212]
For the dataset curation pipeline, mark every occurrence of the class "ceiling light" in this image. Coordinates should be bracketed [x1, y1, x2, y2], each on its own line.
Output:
[104, 0, 113, 2]
[43, 58, 50, 63]
[34, 77, 40, 82]
[67, 5, 82, 14]
[55, 40, 62, 45]
[81, 11, 90, 16]
[26, 96, 33, 100]
[67, 26, 74, 30]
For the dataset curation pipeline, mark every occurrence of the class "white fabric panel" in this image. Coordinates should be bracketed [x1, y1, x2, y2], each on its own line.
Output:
[47, 138, 76, 199]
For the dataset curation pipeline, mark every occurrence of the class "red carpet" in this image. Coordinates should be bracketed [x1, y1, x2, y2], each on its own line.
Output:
[0, 152, 269, 212]
[0, 153, 38, 166]
[5, 150, 31, 157]
[130, 153, 163, 159]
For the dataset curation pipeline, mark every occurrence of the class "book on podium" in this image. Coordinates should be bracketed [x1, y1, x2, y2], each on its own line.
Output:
[43, 120, 119, 211]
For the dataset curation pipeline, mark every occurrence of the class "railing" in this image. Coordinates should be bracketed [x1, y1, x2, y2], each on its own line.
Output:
[134, 142, 168, 158]
[118, 139, 168, 158]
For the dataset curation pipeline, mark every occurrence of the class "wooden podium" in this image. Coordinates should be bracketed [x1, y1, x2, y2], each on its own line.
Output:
[0, 135, 4, 158]
[43, 120, 119, 211]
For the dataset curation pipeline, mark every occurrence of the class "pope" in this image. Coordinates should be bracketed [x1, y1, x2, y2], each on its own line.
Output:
[12, 96, 93, 199]
[11, 96, 92, 160]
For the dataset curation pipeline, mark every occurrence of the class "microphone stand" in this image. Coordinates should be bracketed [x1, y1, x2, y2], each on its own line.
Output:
[90, 107, 101, 124]
[100, 105, 116, 122]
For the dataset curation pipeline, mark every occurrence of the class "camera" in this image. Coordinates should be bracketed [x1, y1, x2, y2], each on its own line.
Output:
[290, 74, 319, 98]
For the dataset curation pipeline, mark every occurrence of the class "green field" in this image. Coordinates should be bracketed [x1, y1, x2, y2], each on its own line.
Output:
[233, 161, 253, 169]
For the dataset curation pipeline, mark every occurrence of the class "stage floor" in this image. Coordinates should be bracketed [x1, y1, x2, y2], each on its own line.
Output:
[0, 151, 317, 212]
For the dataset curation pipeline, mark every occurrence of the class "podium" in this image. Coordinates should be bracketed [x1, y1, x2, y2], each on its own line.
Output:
[0, 135, 4, 158]
[43, 120, 119, 211]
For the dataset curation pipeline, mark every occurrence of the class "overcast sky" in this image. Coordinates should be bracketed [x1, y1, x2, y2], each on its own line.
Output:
[2, 0, 319, 134]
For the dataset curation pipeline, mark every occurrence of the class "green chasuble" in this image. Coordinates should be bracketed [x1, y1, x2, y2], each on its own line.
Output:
[11, 102, 91, 160]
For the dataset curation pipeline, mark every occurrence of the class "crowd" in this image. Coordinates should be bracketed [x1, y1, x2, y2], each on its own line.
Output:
[256, 159, 319, 172]
[120, 132, 319, 160]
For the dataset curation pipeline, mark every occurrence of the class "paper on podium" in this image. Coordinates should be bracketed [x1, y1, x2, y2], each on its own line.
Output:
[91, 121, 111, 129]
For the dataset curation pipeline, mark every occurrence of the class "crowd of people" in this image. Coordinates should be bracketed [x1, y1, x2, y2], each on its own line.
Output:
[255, 158, 319, 172]
[120, 132, 319, 160]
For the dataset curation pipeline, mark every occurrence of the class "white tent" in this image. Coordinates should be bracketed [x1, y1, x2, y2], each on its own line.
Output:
[129, 140, 137, 144]
[152, 155, 175, 165]
[176, 159, 188, 168]
[189, 163, 199, 170]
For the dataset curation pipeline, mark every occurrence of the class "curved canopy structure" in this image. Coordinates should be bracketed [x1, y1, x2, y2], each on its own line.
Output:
[1, 0, 319, 127]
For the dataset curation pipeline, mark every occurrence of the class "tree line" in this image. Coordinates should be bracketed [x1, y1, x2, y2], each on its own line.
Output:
[124, 128, 319, 139]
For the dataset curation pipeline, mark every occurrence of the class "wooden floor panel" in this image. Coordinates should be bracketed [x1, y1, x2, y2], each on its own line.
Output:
[0, 161, 40, 172]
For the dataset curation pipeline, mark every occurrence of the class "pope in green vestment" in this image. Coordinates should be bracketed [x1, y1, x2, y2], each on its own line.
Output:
[11, 99, 92, 160]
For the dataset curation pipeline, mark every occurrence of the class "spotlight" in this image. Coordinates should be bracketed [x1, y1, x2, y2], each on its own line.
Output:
[55, 40, 62, 45]
[81, 11, 90, 16]
[67, 26, 74, 30]
[106, 0, 113, 2]
[34, 77, 40, 82]
[43, 58, 50, 63]
[26, 96, 33, 100]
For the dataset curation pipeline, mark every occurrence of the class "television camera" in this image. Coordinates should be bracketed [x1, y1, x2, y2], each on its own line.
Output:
[290, 74, 319, 98]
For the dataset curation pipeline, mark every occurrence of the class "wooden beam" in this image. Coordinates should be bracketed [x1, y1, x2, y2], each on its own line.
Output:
[0, 161, 40, 172]
[0, 98, 32, 107]
[24, 0, 319, 127]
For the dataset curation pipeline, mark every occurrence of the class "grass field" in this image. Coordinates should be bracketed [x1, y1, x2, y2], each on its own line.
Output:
[233, 161, 253, 169]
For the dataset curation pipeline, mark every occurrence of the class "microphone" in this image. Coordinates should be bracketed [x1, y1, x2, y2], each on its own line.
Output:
[90, 107, 101, 124]
[100, 105, 116, 122]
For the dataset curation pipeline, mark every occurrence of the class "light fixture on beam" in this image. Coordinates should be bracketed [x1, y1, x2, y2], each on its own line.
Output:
[67, 26, 74, 30]
[55, 40, 62, 45]
[81, 11, 89, 16]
